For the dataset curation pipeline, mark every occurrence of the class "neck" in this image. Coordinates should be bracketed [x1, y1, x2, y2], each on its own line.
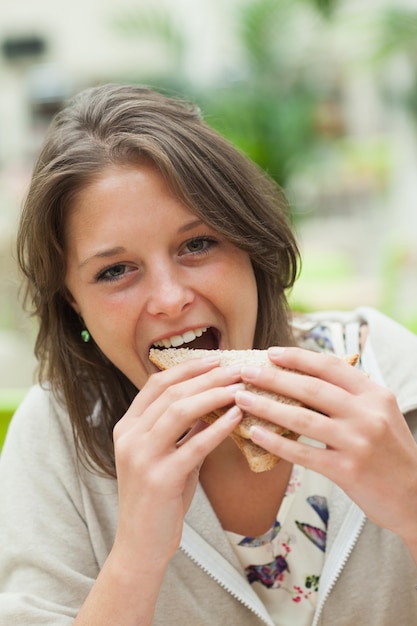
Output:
[200, 438, 293, 537]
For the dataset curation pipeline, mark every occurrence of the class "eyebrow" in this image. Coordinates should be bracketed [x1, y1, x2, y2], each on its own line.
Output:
[79, 246, 126, 269]
[78, 219, 205, 269]
[178, 218, 204, 233]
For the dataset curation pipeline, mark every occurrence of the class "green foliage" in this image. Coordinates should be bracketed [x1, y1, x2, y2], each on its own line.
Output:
[195, 0, 331, 187]
[311, 0, 339, 18]
[109, 0, 417, 192]
[204, 85, 318, 185]
[373, 8, 417, 60]
[110, 0, 338, 188]
[107, 1, 417, 326]
[112, 8, 185, 62]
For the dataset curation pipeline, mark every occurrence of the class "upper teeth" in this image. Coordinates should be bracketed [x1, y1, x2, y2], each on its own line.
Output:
[153, 327, 208, 349]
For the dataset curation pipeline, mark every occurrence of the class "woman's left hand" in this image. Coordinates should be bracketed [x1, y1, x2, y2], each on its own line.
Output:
[235, 346, 417, 551]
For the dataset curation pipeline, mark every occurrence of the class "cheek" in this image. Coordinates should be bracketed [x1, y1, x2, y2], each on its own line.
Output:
[90, 323, 148, 388]
[235, 259, 258, 331]
[82, 289, 135, 326]
[82, 297, 149, 384]
[230, 257, 257, 303]
[79, 296, 131, 355]
[89, 302, 134, 344]
[213, 256, 258, 324]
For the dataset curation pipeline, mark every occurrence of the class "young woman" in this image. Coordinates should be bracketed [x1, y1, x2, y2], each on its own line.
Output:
[1, 83, 417, 626]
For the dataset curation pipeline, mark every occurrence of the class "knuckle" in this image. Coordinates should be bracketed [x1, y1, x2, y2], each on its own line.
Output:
[115, 432, 146, 473]
[367, 411, 391, 443]
[157, 380, 184, 405]
[378, 386, 398, 410]
[113, 419, 123, 442]
[288, 407, 311, 435]
[318, 351, 351, 378]
[147, 370, 163, 386]
[144, 465, 170, 491]
[169, 399, 189, 422]
[302, 375, 323, 401]
[165, 397, 197, 430]
[341, 434, 374, 480]
[294, 441, 315, 466]
[187, 435, 207, 458]
[339, 456, 362, 483]
[364, 389, 397, 439]
[163, 385, 179, 403]
[336, 437, 369, 481]
[355, 435, 374, 462]
[147, 370, 170, 396]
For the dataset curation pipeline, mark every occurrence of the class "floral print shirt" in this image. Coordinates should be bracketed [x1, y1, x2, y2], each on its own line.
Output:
[226, 465, 332, 626]
[226, 320, 361, 625]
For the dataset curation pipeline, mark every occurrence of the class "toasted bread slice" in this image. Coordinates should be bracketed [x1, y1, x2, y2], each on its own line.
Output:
[149, 348, 358, 472]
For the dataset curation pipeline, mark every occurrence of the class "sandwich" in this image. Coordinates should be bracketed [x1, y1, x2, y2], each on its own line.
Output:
[149, 347, 359, 473]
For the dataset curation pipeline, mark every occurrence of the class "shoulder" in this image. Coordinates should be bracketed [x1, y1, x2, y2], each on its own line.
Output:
[358, 307, 417, 412]
[8, 382, 71, 435]
[357, 305, 417, 346]
[2, 383, 76, 470]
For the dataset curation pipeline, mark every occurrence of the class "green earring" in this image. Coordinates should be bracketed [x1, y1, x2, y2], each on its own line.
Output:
[81, 329, 91, 343]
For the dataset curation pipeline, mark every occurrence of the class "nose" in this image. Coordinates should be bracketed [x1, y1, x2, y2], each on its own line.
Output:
[146, 265, 194, 318]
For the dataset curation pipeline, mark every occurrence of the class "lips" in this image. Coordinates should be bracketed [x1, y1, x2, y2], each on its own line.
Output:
[151, 326, 219, 350]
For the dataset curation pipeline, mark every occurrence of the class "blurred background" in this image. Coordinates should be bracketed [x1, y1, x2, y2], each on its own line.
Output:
[1, 0, 417, 396]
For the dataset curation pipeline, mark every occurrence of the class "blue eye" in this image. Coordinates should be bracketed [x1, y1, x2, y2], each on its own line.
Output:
[96, 264, 127, 282]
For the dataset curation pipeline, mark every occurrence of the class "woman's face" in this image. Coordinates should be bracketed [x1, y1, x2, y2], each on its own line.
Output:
[65, 163, 258, 389]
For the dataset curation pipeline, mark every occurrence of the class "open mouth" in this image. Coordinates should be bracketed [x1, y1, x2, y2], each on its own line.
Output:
[151, 326, 219, 351]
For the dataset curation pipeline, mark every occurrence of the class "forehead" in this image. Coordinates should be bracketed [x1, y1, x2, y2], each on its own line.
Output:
[67, 163, 162, 219]
[64, 163, 199, 246]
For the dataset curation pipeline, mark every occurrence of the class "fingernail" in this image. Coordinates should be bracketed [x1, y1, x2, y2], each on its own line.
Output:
[225, 405, 242, 421]
[235, 389, 254, 408]
[202, 355, 221, 365]
[225, 364, 242, 376]
[228, 383, 245, 393]
[249, 425, 266, 442]
[240, 365, 260, 380]
[268, 347, 285, 357]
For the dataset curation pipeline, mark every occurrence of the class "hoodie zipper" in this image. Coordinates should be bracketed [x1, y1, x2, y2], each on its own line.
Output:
[309, 328, 375, 624]
[312, 328, 417, 625]
[180, 522, 275, 626]
[181, 511, 365, 626]
[180, 319, 417, 625]
[311, 503, 366, 626]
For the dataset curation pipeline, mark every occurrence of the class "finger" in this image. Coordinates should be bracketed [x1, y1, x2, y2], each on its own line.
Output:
[144, 383, 245, 452]
[240, 362, 350, 417]
[131, 355, 221, 410]
[124, 360, 242, 428]
[176, 420, 209, 447]
[267, 346, 367, 393]
[174, 405, 243, 469]
[235, 388, 343, 449]
[248, 422, 335, 475]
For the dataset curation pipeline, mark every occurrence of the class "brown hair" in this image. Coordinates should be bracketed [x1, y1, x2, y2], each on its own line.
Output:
[17, 83, 300, 476]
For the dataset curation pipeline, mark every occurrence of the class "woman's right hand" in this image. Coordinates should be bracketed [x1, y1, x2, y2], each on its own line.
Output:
[75, 356, 243, 626]
[112, 356, 243, 566]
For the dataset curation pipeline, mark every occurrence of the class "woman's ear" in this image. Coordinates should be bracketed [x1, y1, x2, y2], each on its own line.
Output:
[64, 287, 81, 315]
